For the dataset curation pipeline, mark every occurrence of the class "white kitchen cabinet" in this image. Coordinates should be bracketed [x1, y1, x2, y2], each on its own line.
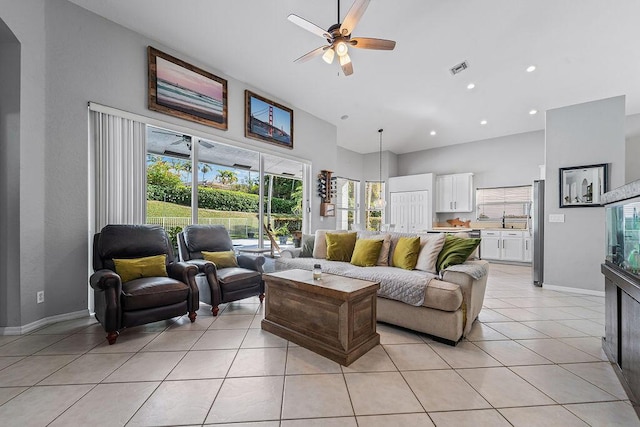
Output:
[390, 190, 430, 233]
[502, 230, 525, 261]
[435, 173, 473, 212]
[481, 230, 529, 262]
[480, 230, 501, 259]
[523, 236, 533, 262]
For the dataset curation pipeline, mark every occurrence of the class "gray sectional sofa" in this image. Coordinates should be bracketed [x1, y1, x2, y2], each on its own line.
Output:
[275, 231, 489, 344]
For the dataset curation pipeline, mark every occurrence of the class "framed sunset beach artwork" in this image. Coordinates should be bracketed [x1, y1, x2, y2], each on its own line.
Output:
[148, 47, 227, 130]
[245, 90, 293, 149]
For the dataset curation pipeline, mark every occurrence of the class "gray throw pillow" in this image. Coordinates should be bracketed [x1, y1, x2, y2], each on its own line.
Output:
[300, 234, 315, 257]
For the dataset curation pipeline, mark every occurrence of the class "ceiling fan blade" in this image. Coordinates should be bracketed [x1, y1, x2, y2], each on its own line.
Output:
[294, 46, 327, 63]
[341, 58, 354, 76]
[287, 14, 332, 39]
[350, 37, 396, 50]
[340, 0, 370, 36]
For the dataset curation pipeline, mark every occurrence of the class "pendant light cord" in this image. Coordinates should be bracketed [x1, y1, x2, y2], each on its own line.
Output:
[378, 129, 383, 185]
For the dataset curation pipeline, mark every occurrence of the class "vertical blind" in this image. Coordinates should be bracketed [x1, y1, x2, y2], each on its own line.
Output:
[91, 111, 147, 230]
[476, 185, 532, 220]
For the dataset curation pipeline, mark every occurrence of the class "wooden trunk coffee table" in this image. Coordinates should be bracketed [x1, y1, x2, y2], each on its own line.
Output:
[261, 269, 380, 366]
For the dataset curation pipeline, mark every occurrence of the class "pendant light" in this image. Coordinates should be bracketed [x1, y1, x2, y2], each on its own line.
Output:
[373, 128, 386, 209]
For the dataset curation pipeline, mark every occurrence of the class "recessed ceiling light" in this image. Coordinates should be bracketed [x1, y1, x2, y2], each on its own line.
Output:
[529, 109, 538, 115]
[526, 65, 536, 73]
[467, 83, 475, 90]
[340, 115, 349, 120]
[480, 120, 487, 125]
[430, 130, 436, 136]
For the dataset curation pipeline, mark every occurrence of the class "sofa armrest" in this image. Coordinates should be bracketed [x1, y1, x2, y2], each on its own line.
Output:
[440, 260, 490, 337]
[280, 248, 302, 258]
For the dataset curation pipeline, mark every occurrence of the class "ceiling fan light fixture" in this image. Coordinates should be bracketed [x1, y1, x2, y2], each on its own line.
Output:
[339, 53, 352, 66]
[322, 48, 335, 64]
[335, 40, 349, 56]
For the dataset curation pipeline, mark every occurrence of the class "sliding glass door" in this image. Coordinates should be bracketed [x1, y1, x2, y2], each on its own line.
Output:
[145, 125, 306, 249]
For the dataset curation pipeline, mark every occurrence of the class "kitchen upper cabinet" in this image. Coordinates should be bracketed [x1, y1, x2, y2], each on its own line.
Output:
[435, 173, 473, 212]
[390, 190, 430, 233]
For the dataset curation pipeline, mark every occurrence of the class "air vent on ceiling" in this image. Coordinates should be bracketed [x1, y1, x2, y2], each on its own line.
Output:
[282, 172, 295, 177]
[450, 61, 469, 75]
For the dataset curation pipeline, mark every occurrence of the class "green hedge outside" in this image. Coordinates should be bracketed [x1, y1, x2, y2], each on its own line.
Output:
[148, 185, 297, 214]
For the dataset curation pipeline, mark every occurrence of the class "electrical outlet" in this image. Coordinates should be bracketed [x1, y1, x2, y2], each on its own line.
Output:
[37, 291, 44, 304]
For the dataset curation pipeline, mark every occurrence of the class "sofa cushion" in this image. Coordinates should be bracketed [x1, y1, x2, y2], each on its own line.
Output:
[415, 233, 446, 274]
[121, 277, 189, 311]
[113, 255, 168, 283]
[313, 229, 348, 259]
[351, 238, 383, 267]
[392, 237, 421, 270]
[274, 257, 463, 312]
[437, 235, 482, 271]
[357, 231, 391, 266]
[326, 232, 357, 262]
[300, 234, 315, 257]
[202, 250, 239, 269]
[216, 267, 262, 291]
[423, 279, 464, 312]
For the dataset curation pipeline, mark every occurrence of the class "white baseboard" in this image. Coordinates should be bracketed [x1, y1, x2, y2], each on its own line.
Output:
[543, 283, 605, 297]
[0, 310, 91, 335]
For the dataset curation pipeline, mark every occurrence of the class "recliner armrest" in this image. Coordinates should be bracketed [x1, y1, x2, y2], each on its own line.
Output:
[167, 262, 199, 282]
[185, 259, 216, 274]
[237, 254, 265, 273]
[90, 269, 122, 292]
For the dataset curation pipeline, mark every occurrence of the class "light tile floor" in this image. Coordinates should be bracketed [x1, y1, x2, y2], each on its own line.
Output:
[0, 263, 639, 426]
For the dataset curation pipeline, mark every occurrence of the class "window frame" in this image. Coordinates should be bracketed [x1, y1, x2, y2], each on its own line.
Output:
[365, 180, 386, 231]
[334, 176, 360, 230]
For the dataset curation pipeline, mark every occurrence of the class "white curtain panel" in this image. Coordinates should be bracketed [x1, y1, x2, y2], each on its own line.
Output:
[91, 111, 146, 230]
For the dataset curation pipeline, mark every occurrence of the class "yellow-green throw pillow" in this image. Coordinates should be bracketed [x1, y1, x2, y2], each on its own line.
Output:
[113, 254, 168, 282]
[326, 232, 357, 262]
[351, 238, 384, 267]
[202, 250, 239, 269]
[392, 236, 421, 270]
[436, 235, 482, 272]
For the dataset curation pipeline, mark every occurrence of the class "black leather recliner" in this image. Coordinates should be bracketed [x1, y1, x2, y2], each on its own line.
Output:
[178, 225, 265, 316]
[90, 224, 199, 344]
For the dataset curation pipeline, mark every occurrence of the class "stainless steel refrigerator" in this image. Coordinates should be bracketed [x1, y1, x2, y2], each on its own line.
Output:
[532, 180, 544, 286]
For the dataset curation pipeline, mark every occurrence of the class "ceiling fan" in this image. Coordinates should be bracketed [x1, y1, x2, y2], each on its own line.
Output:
[288, 0, 396, 76]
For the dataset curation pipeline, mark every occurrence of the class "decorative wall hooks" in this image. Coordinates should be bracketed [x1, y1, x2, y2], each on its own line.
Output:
[318, 170, 337, 216]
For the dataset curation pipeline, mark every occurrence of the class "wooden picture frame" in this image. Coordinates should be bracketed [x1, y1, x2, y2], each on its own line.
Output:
[148, 46, 228, 130]
[320, 202, 335, 217]
[559, 163, 608, 207]
[245, 90, 293, 149]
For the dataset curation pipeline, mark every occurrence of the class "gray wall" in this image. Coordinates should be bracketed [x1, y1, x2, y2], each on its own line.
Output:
[545, 96, 626, 293]
[0, 20, 21, 327]
[0, 0, 47, 328]
[398, 130, 544, 187]
[0, 0, 337, 327]
[626, 113, 640, 183]
[397, 130, 545, 222]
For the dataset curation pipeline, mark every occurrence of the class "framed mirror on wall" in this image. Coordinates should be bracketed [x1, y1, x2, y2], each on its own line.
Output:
[559, 163, 608, 208]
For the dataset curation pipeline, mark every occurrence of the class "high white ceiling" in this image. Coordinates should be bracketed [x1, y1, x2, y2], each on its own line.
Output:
[69, 0, 640, 155]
